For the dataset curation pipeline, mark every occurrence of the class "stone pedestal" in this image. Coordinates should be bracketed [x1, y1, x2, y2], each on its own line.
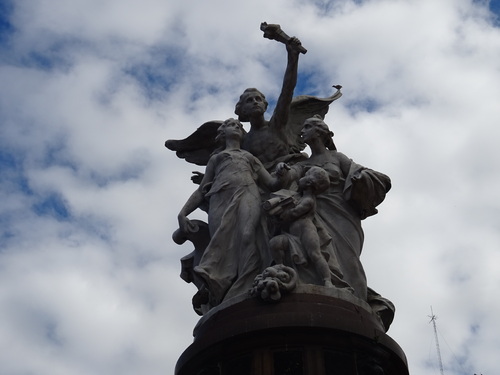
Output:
[175, 287, 409, 375]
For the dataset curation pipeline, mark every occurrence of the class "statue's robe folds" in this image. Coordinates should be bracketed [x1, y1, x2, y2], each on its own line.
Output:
[292, 151, 391, 301]
[193, 149, 271, 306]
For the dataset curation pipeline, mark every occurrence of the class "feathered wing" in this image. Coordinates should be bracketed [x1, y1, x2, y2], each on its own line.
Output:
[165, 120, 223, 166]
[165, 88, 342, 165]
[285, 88, 342, 152]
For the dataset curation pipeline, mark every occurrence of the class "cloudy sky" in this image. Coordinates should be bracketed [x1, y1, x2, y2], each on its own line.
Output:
[1, 0, 500, 374]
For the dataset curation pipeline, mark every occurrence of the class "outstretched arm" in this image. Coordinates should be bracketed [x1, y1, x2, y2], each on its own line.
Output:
[272, 37, 302, 131]
[257, 161, 289, 191]
[177, 157, 216, 232]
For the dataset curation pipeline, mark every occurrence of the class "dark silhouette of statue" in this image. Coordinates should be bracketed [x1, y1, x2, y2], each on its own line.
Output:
[166, 23, 393, 332]
[169, 23, 409, 375]
[165, 23, 342, 170]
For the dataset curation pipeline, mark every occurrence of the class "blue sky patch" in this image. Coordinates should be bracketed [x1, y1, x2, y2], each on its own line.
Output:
[490, 0, 500, 14]
[40, 140, 78, 173]
[0, 149, 19, 171]
[0, 150, 32, 195]
[0, 0, 14, 44]
[126, 63, 174, 100]
[125, 48, 186, 100]
[345, 96, 381, 115]
[33, 193, 70, 220]
[19, 42, 74, 72]
[294, 71, 330, 97]
[490, 0, 500, 26]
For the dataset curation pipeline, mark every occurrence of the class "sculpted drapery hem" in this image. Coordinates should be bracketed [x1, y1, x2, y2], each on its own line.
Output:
[193, 149, 272, 306]
[290, 151, 391, 301]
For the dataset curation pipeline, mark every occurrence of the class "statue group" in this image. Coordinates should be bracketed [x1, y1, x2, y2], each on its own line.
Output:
[167, 23, 394, 332]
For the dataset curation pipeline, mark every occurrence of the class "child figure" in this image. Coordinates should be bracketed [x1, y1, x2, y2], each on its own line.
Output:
[271, 166, 347, 288]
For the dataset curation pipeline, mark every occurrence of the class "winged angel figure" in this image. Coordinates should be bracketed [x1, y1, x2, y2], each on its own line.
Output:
[167, 23, 343, 315]
[165, 23, 342, 171]
[165, 88, 342, 170]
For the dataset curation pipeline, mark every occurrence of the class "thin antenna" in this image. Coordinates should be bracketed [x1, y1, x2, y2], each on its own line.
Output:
[428, 306, 445, 375]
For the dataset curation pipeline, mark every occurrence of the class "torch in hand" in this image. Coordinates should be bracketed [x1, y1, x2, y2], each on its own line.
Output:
[260, 22, 307, 54]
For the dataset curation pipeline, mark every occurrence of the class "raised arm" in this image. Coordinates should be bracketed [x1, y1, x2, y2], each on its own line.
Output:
[271, 37, 302, 131]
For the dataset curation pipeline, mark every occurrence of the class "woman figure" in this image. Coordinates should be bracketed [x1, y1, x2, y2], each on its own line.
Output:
[290, 115, 391, 301]
[177, 118, 287, 308]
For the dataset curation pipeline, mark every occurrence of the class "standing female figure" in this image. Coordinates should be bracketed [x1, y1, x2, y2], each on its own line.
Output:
[177, 118, 286, 308]
[290, 115, 391, 301]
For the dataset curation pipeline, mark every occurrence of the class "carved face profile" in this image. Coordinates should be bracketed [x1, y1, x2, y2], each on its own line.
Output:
[300, 118, 321, 144]
[301, 116, 336, 150]
[235, 88, 268, 121]
[216, 118, 244, 143]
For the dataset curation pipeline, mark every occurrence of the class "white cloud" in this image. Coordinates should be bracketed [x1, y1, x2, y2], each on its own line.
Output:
[1, 0, 500, 374]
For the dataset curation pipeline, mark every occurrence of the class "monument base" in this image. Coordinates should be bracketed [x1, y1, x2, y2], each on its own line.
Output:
[176, 287, 409, 375]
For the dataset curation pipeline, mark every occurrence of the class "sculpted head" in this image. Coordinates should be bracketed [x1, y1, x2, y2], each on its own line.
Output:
[216, 118, 246, 144]
[300, 166, 330, 194]
[301, 115, 336, 150]
[235, 88, 269, 122]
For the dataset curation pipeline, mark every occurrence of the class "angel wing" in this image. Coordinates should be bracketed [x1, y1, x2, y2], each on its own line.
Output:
[165, 87, 342, 166]
[165, 120, 223, 166]
[285, 86, 342, 152]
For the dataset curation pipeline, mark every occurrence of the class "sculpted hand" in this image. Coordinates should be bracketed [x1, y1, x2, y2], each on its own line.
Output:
[275, 162, 291, 177]
[351, 170, 363, 182]
[280, 210, 293, 222]
[191, 171, 204, 185]
[286, 36, 302, 54]
[178, 214, 199, 233]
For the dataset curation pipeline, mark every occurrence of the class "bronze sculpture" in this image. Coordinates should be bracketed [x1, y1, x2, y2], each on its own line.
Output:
[168, 22, 408, 375]
[167, 23, 393, 330]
